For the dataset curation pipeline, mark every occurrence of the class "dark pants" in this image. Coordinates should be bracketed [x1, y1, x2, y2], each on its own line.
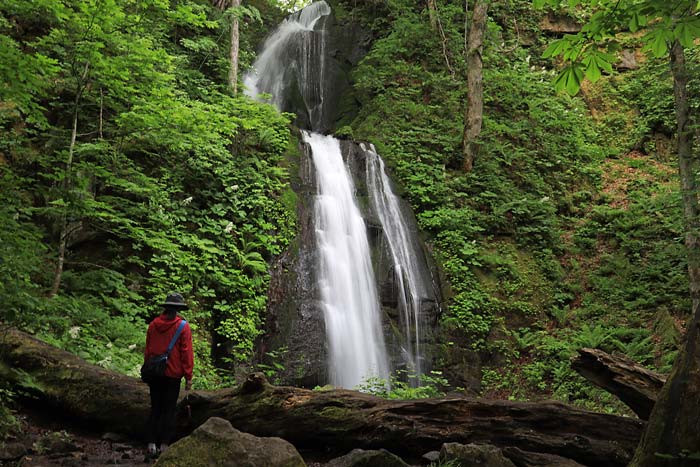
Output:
[147, 376, 181, 445]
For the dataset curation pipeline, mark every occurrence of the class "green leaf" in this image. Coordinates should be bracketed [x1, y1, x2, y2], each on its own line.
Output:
[629, 13, 639, 32]
[583, 56, 601, 83]
[542, 39, 568, 59]
[674, 18, 700, 48]
[643, 29, 670, 58]
[565, 63, 584, 96]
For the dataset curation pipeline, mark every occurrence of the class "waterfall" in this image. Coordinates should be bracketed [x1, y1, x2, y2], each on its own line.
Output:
[364, 144, 428, 381]
[243, 1, 331, 131]
[247, 1, 436, 389]
[306, 132, 390, 388]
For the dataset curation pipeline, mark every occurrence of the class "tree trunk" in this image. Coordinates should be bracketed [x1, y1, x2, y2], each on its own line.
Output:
[630, 40, 700, 467]
[427, 0, 438, 29]
[49, 61, 90, 298]
[229, 0, 241, 94]
[462, 0, 488, 172]
[0, 327, 644, 466]
[571, 348, 666, 420]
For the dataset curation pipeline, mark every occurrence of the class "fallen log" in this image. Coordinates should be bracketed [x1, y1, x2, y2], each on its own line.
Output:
[571, 348, 666, 420]
[0, 328, 644, 466]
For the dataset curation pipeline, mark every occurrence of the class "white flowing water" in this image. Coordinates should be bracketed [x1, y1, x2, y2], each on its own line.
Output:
[305, 132, 390, 388]
[245, 1, 433, 388]
[365, 144, 428, 380]
[243, 1, 330, 130]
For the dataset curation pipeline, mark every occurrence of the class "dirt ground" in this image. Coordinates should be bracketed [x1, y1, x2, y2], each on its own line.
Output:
[1, 406, 332, 467]
[1, 407, 150, 467]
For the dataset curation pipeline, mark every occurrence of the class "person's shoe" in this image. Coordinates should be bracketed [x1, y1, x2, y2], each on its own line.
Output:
[144, 445, 159, 463]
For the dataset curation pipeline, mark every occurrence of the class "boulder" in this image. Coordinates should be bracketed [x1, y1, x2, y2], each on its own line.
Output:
[155, 417, 306, 467]
[0, 441, 28, 461]
[440, 443, 516, 467]
[422, 450, 440, 463]
[502, 447, 585, 466]
[325, 448, 409, 467]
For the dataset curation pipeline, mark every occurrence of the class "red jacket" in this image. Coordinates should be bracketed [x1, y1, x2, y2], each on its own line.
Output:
[144, 314, 194, 382]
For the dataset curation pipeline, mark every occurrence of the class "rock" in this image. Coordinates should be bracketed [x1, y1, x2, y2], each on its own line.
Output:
[0, 441, 28, 461]
[617, 49, 638, 70]
[422, 450, 441, 463]
[502, 447, 585, 466]
[326, 448, 409, 467]
[35, 431, 79, 454]
[102, 432, 127, 442]
[540, 14, 581, 34]
[154, 417, 306, 467]
[440, 443, 516, 467]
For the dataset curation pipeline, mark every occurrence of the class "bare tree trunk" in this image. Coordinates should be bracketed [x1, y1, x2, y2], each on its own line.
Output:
[427, 0, 438, 29]
[98, 88, 103, 139]
[630, 40, 700, 467]
[428, 0, 454, 75]
[49, 62, 90, 298]
[462, 0, 487, 172]
[229, 0, 241, 94]
[464, 0, 469, 52]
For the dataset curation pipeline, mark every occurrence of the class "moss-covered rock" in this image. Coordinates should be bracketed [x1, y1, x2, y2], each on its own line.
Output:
[155, 417, 306, 467]
[440, 443, 516, 467]
[326, 448, 410, 467]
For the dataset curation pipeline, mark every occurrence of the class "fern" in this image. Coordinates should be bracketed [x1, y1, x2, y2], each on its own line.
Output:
[573, 323, 616, 350]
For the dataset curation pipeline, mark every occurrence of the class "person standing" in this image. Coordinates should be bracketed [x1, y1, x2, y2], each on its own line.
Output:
[144, 292, 194, 461]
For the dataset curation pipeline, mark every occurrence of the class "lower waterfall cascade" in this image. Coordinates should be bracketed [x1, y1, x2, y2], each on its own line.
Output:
[305, 132, 390, 388]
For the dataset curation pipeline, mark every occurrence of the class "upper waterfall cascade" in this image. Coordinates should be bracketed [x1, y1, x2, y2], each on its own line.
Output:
[244, 1, 331, 131]
[249, 1, 436, 388]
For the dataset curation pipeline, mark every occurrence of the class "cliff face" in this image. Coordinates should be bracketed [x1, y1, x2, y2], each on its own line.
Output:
[261, 140, 327, 388]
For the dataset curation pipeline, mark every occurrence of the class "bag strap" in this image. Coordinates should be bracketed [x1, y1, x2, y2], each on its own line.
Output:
[166, 320, 187, 356]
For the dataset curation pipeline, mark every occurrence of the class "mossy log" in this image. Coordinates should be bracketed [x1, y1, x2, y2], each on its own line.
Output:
[0, 328, 644, 466]
[571, 348, 666, 420]
[0, 326, 151, 436]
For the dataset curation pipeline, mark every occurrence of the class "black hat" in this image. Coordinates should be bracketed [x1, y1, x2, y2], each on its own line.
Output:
[161, 292, 188, 309]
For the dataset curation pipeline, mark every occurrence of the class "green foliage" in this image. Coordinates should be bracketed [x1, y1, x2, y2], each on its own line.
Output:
[0, 0, 296, 388]
[344, 0, 687, 413]
[349, 1, 602, 366]
[255, 346, 288, 385]
[534, 0, 700, 95]
[356, 370, 449, 399]
[0, 382, 19, 440]
[0, 0, 693, 416]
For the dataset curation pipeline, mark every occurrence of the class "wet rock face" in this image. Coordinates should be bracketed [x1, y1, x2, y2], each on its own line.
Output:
[260, 142, 327, 388]
[341, 140, 443, 376]
[155, 417, 306, 467]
